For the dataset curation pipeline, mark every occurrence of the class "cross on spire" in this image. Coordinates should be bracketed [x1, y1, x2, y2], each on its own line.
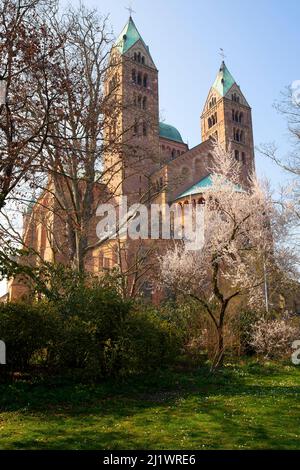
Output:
[125, 4, 136, 17]
[219, 48, 226, 61]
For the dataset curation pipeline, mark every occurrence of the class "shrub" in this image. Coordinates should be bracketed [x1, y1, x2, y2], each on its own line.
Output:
[250, 318, 298, 359]
[0, 302, 59, 370]
[0, 284, 182, 379]
[232, 309, 260, 355]
[103, 308, 182, 376]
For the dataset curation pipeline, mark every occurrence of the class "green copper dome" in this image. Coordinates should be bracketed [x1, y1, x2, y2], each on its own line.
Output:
[176, 174, 244, 199]
[159, 122, 184, 143]
[115, 16, 149, 55]
[212, 61, 236, 97]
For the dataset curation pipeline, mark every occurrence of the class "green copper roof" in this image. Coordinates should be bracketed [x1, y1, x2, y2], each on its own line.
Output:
[176, 174, 243, 199]
[115, 16, 149, 55]
[159, 122, 184, 143]
[212, 61, 236, 96]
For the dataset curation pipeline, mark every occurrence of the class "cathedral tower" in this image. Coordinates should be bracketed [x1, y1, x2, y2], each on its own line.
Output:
[201, 61, 255, 183]
[104, 16, 160, 204]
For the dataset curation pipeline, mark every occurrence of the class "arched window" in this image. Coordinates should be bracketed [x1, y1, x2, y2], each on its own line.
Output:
[137, 72, 142, 85]
[235, 110, 239, 122]
[142, 96, 147, 110]
[239, 112, 243, 124]
[208, 117, 212, 128]
[143, 122, 147, 136]
[233, 128, 240, 142]
[242, 152, 246, 164]
[134, 52, 137, 61]
[234, 150, 239, 161]
[232, 93, 240, 103]
[171, 149, 176, 159]
[132, 69, 136, 84]
[209, 97, 216, 108]
[141, 56, 145, 65]
[143, 74, 148, 88]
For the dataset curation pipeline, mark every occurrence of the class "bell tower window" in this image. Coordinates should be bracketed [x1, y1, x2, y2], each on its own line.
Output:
[132, 69, 136, 84]
[143, 74, 148, 88]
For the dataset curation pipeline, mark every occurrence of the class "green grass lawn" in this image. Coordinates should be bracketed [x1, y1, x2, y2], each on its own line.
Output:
[0, 361, 300, 450]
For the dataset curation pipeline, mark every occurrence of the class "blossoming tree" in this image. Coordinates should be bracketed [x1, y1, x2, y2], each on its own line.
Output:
[158, 144, 297, 368]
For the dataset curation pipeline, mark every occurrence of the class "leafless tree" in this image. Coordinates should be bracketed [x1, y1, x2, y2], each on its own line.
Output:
[0, 0, 62, 210]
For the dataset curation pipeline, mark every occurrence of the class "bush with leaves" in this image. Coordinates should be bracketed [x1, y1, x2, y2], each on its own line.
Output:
[0, 302, 59, 370]
[0, 283, 182, 379]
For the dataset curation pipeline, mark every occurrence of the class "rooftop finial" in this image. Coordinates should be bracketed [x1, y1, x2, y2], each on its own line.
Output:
[219, 48, 226, 62]
[125, 3, 135, 18]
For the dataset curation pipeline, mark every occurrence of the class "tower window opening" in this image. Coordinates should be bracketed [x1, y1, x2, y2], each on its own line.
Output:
[132, 69, 136, 84]
[137, 72, 142, 86]
[209, 96, 217, 108]
[239, 112, 243, 123]
[143, 122, 147, 136]
[233, 128, 242, 142]
[234, 150, 239, 161]
[242, 152, 246, 164]
[143, 74, 148, 88]
[171, 149, 176, 159]
[142, 96, 147, 110]
[141, 56, 145, 65]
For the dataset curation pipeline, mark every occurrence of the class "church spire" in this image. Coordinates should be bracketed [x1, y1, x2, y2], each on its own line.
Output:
[212, 61, 236, 97]
[115, 16, 148, 56]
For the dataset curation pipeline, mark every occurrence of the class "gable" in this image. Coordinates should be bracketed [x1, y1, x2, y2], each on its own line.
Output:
[224, 83, 250, 107]
[124, 39, 156, 70]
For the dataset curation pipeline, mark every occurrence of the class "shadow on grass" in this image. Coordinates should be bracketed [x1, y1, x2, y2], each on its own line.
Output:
[1, 362, 299, 450]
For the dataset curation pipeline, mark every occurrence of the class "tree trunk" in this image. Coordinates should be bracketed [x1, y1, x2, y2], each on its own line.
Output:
[210, 326, 224, 370]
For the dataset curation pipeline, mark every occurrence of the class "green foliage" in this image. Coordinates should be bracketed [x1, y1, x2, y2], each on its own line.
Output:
[234, 309, 260, 355]
[0, 284, 181, 379]
[0, 302, 59, 370]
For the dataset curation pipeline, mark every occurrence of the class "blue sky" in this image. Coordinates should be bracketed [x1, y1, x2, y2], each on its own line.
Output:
[76, 0, 300, 186]
[1, 0, 298, 296]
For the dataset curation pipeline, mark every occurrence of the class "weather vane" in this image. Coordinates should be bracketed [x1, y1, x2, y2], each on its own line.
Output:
[219, 48, 226, 61]
[125, 3, 136, 17]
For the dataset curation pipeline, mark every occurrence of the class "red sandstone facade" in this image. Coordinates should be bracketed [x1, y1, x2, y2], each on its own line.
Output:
[8, 16, 256, 301]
